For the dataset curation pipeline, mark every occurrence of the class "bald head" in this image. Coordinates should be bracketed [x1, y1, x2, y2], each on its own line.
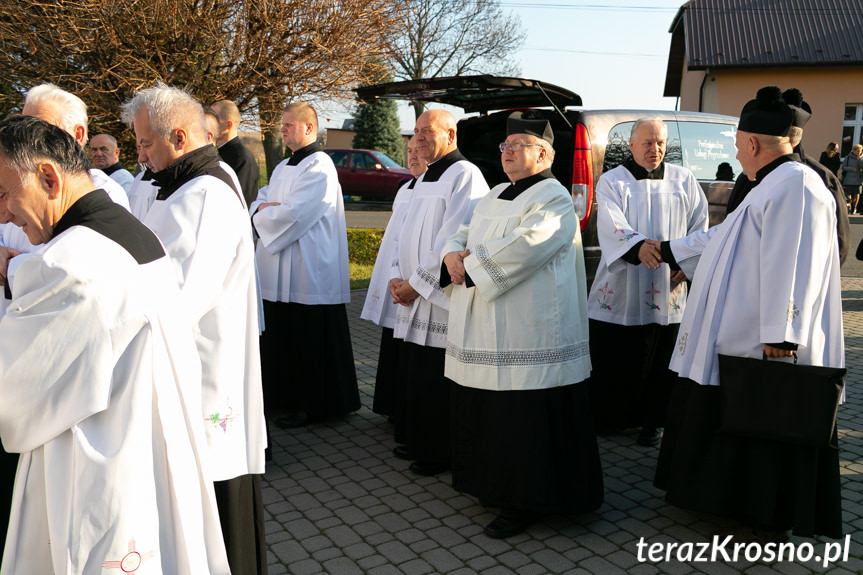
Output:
[735, 129, 794, 180]
[211, 99, 241, 145]
[283, 102, 318, 131]
[414, 109, 457, 163]
[203, 107, 220, 145]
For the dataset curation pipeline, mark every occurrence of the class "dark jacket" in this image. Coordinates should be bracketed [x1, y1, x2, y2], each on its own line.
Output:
[218, 137, 260, 207]
[725, 148, 850, 267]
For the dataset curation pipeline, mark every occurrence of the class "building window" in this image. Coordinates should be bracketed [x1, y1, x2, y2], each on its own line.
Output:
[841, 105, 863, 157]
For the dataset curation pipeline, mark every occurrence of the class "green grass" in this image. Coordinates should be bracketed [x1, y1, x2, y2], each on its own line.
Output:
[347, 228, 384, 289]
[349, 262, 375, 290]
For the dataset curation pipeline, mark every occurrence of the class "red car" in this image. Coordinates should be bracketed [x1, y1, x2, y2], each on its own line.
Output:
[325, 149, 412, 201]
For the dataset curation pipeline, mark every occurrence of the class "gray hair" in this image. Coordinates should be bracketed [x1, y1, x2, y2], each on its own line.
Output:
[24, 83, 89, 144]
[0, 115, 90, 179]
[788, 126, 803, 148]
[119, 81, 206, 141]
[539, 140, 555, 162]
[630, 117, 666, 142]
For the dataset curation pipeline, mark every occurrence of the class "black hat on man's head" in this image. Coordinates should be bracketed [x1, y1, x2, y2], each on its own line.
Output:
[507, 112, 554, 146]
[738, 86, 808, 136]
[780, 88, 812, 128]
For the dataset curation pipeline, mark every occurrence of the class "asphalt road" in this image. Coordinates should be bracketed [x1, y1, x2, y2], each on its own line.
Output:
[345, 205, 392, 230]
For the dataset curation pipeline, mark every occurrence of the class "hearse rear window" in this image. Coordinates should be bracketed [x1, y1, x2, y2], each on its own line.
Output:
[676, 121, 741, 181]
[602, 121, 741, 181]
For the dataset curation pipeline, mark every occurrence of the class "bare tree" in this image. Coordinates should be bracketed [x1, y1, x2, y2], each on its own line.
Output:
[0, 0, 403, 176]
[388, 0, 527, 119]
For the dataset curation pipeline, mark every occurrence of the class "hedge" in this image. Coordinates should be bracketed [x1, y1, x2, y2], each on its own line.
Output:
[347, 228, 385, 265]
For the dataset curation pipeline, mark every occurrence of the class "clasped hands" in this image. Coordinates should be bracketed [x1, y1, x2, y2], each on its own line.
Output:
[388, 249, 472, 306]
[389, 278, 419, 306]
[642, 239, 686, 283]
[443, 249, 470, 285]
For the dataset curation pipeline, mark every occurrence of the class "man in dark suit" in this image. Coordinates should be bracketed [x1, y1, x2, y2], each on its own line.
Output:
[212, 99, 261, 206]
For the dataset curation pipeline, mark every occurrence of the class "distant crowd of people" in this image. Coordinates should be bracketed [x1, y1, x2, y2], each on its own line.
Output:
[0, 80, 848, 575]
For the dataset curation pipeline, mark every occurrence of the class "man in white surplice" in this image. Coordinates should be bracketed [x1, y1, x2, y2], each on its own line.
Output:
[0, 83, 132, 255]
[441, 113, 602, 539]
[362, 136, 428, 428]
[120, 82, 267, 574]
[389, 109, 489, 476]
[586, 118, 708, 447]
[0, 115, 229, 574]
[251, 102, 359, 430]
[654, 86, 844, 540]
[88, 133, 135, 193]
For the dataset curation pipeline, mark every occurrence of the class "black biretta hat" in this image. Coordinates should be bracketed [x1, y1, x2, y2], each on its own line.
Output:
[738, 86, 809, 136]
[507, 112, 554, 146]
[780, 88, 812, 128]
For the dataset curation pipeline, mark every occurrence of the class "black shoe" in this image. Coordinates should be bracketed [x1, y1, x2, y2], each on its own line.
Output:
[408, 461, 450, 476]
[275, 411, 310, 429]
[393, 445, 416, 460]
[484, 510, 537, 539]
[637, 426, 661, 447]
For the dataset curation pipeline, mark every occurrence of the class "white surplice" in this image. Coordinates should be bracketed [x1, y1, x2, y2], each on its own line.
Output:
[666, 224, 720, 279]
[587, 163, 708, 326]
[128, 170, 158, 221]
[361, 179, 415, 328]
[0, 225, 228, 575]
[251, 152, 350, 305]
[670, 161, 845, 388]
[443, 179, 591, 391]
[144, 172, 266, 481]
[391, 156, 489, 348]
[90, 168, 131, 211]
[107, 166, 135, 193]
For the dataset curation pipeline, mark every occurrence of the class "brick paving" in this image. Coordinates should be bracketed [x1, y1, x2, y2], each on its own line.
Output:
[261, 281, 863, 575]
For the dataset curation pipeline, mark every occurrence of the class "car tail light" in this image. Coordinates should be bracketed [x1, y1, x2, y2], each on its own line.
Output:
[571, 123, 593, 231]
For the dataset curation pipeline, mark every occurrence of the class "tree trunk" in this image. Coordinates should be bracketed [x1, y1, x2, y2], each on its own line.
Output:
[411, 99, 425, 121]
[259, 92, 285, 181]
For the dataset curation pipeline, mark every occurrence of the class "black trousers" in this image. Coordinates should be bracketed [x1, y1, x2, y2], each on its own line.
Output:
[214, 474, 268, 575]
[655, 378, 843, 538]
[259, 300, 360, 419]
[588, 319, 679, 429]
[397, 342, 451, 465]
[451, 382, 604, 515]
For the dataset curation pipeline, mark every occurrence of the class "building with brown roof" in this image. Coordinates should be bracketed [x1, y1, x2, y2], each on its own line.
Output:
[665, 0, 863, 155]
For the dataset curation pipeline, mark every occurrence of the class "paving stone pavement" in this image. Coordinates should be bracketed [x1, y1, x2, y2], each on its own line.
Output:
[261, 282, 863, 575]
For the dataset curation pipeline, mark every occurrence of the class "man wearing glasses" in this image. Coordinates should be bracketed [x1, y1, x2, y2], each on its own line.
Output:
[441, 113, 602, 538]
[586, 118, 708, 448]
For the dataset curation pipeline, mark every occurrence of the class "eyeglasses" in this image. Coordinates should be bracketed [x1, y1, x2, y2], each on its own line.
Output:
[499, 142, 544, 153]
